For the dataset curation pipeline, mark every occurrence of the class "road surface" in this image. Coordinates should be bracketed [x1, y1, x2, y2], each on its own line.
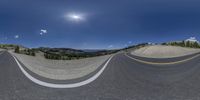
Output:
[1, 51, 200, 100]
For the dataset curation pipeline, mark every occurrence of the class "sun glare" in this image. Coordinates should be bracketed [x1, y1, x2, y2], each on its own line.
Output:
[66, 13, 84, 21]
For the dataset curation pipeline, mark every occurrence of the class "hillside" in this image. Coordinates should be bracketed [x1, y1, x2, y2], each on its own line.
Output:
[0, 44, 26, 50]
[131, 45, 200, 58]
[26, 47, 118, 60]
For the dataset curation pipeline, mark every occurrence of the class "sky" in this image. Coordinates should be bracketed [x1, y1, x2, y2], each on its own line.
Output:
[0, 0, 200, 49]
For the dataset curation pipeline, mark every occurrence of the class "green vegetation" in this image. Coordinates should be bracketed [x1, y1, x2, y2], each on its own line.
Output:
[9, 45, 118, 60]
[123, 43, 149, 52]
[3, 41, 200, 60]
[41, 48, 118, 60]
[14, 46, 20, 53]
[0, 44, 18, 49]
[14, 46, 36, 56]
[162, 41, 200, 48]
[20, 49, 36, 56]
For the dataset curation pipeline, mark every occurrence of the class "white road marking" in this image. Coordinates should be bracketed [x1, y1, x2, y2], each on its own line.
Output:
[12, 55, 113, 88]
[125, 53, 200, 65]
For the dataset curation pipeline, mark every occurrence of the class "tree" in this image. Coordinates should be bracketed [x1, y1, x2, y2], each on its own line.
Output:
[31, 52, 35, 56]
[194, 42, 199, 48]
[186, 41, 190, 47]
[161, 43, 167, 45]
[15, 46, 20, 53]
[180, 41, 185, 47]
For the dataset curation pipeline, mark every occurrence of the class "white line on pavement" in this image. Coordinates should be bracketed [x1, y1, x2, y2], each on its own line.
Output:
[125, 53, 200, 65]
[12, 55, 113, 88]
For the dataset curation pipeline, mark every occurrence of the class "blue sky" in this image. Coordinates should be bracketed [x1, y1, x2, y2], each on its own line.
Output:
[0, 0, 200, 49]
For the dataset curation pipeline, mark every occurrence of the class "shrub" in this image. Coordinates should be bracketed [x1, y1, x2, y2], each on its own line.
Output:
[31, 52, 35, 56]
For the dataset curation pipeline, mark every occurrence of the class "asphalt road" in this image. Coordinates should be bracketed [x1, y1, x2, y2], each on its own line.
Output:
[1, 51, 200, 100]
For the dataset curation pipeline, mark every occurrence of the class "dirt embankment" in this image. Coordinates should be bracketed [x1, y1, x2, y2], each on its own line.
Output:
[131, 45, 200, 58]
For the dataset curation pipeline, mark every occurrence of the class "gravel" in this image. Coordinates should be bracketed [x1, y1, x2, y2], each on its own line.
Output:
[131, 45, 200, 58]
[11, 51, 111, 80]
[0, 49, 5, 51]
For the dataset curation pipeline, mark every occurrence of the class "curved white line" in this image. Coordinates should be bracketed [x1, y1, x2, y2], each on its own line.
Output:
[125, 53, 200, 65]
[12, 55, 113, 88]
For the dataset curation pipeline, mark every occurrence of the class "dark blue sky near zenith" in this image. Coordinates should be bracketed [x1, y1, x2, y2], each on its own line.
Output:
[0, 0, 200, 49]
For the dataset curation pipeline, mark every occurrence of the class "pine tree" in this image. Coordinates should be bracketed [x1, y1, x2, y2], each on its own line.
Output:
[194, 42, 199, 48]
[15, 46, 20, 53]
[186, 41, 190, 47]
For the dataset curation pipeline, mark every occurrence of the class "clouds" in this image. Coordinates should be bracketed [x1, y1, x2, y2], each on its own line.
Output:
[1, 0, 200, 49]
[185, 37, 199, 43]
[14, 35, 19, 39]
[40, 29, 47, 35]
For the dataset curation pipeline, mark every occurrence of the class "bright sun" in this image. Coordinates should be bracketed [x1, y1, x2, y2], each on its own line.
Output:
[66, 13, 84, 21]
[72, 15, 81, 19]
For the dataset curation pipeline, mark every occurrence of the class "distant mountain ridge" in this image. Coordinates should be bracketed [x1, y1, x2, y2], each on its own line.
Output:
[36, 47, 119, 60]
[82, 49, 107, 52]
[38, 47, 85, 54]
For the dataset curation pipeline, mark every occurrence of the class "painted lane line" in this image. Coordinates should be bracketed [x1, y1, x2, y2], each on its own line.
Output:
[12, 55, 113, 88]
[125, 53, 200, 65]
